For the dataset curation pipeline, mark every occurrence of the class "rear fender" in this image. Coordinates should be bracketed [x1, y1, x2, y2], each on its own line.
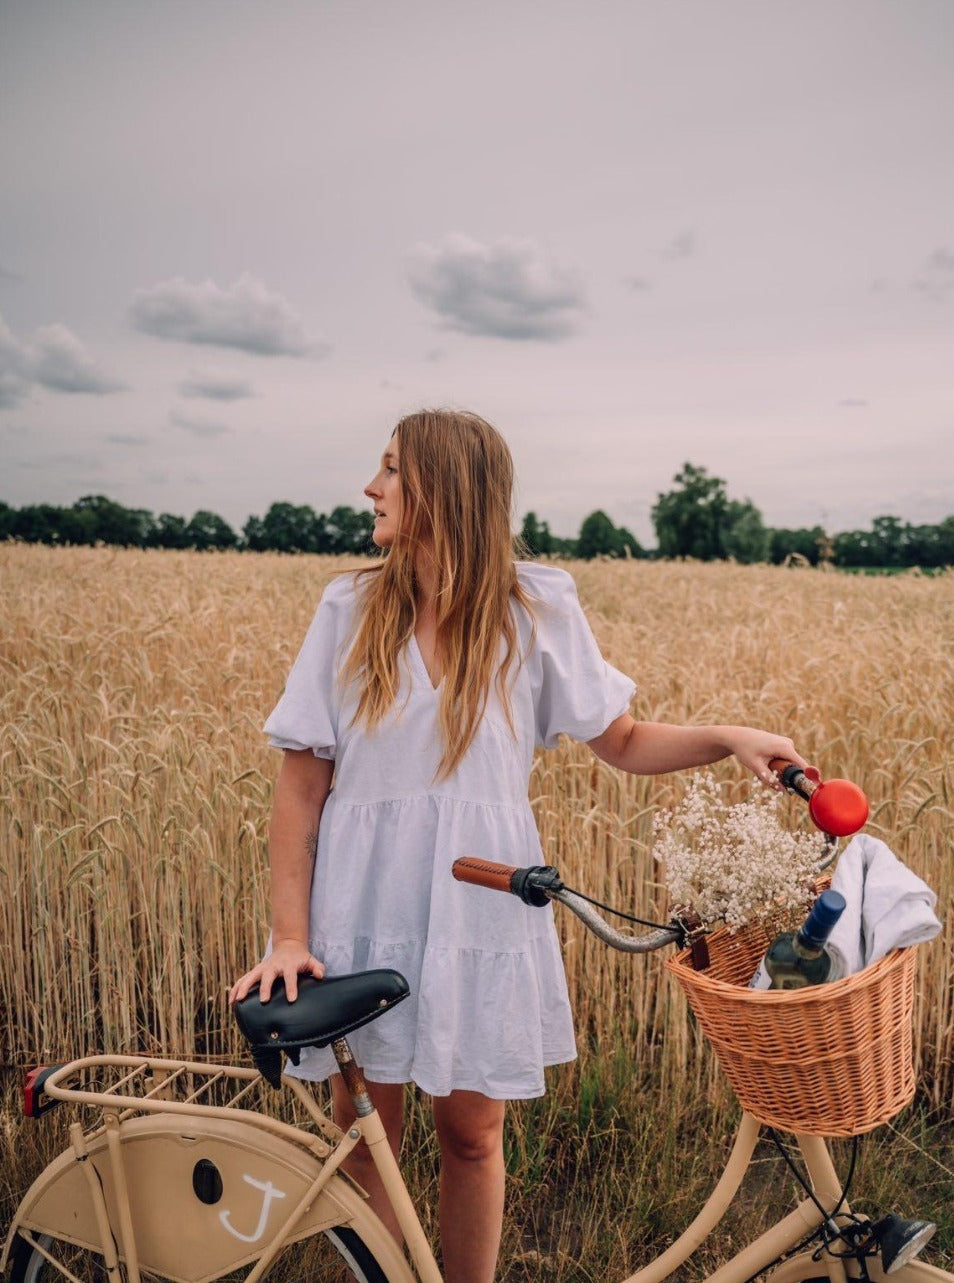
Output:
[3, 1113, 405, 1283]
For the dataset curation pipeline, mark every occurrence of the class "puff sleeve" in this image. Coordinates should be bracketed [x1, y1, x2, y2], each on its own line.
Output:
[519, 563, 636, 750]
[262, 575, 357, 759]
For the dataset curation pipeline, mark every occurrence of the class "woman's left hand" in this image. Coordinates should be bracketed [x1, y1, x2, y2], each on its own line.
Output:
[723, 728, 810, 790]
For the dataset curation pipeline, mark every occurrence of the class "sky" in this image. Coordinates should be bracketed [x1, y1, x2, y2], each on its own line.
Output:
[1, 0, 952, 545]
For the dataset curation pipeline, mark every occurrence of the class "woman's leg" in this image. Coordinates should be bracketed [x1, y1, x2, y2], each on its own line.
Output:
[331, 1074, 406, 1245]
[432, 1090, 506, 1283]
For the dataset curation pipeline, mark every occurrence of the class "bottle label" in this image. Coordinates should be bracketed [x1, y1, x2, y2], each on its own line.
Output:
[748, 959, 772, 990]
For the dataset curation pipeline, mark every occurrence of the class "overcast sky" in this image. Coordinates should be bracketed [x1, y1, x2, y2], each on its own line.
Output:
[2, 0, 952, 544]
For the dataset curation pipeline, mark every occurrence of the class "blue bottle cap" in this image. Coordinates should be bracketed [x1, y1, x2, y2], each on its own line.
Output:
[803, 889, 847, 940]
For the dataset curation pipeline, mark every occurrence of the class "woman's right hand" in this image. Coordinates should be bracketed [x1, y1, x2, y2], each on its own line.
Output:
[228, 939, 325, 1006]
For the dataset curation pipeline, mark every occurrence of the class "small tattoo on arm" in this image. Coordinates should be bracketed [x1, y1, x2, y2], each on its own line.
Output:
[305, 827, 319, 858]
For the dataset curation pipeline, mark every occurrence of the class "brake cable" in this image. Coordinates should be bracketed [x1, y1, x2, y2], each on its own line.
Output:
[766, 1129, 873, 1261]
[559, 882, 674, 933]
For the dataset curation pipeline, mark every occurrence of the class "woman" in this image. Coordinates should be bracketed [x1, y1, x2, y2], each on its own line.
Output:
[230, 408, 806, 1283]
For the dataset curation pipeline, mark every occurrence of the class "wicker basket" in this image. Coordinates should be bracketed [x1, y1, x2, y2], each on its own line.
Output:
[665, 916, 916, 1137]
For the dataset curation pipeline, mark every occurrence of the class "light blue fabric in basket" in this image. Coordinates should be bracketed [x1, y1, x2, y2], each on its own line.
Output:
[827, 833, 941, 978]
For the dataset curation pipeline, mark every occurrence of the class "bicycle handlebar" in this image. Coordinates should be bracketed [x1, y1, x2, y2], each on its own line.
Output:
[450, 858, 563, 906]
[452, 857, 682, 952]
[452, 760, 869, 953]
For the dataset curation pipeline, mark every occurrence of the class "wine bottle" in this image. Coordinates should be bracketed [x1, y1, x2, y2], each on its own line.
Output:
[748, 890, 847, 990]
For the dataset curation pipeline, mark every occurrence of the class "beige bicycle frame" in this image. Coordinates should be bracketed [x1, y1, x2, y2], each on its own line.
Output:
[621, 1112, 950, 1283]
[2, 1051, 441, 1283]
[4, 1053, 949, 1283]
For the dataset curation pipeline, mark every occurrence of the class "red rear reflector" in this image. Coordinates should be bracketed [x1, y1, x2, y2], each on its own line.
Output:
[23, 1065, 62, 1117]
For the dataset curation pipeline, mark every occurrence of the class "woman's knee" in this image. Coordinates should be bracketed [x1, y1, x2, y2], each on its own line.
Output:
[433, 1091, 505, 1164]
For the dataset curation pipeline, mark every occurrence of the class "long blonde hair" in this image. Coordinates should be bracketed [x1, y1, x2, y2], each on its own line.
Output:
[342, 409, 534, 778]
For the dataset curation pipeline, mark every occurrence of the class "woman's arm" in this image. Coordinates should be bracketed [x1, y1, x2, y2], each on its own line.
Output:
[229, 748, 334, 1004]
[587, 715, 808, 787]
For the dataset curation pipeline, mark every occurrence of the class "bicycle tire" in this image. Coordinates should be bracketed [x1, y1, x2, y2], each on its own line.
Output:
[8, 1223, 396, 1283]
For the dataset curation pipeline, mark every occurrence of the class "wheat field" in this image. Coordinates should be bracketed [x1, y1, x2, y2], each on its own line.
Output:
[2, 542, 952, 1274]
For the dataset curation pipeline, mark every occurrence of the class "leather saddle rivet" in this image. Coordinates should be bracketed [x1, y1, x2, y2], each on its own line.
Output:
[269, 1031, 280, 1040]
[378, 999, 387, 1008]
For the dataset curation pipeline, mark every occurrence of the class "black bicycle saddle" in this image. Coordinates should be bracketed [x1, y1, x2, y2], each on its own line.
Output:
[233, 969, 410, 1087]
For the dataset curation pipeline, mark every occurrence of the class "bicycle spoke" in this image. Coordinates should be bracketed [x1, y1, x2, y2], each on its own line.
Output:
[15, 1234, 123, 1283]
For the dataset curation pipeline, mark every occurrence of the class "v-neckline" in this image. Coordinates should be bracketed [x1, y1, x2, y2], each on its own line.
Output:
[410, 632, 442, 692]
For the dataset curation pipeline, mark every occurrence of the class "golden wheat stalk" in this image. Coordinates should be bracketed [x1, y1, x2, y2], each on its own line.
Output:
[1, 545, 951, 1116]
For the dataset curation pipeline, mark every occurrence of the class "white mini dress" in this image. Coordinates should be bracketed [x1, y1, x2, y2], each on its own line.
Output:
[263, 561, 635, 1099]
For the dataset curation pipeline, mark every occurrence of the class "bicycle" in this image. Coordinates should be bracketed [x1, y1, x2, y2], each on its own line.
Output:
[3, 763, 949, 1283]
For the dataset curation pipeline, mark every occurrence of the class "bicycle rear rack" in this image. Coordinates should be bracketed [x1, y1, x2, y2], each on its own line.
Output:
[40, 1053, 342, 1155]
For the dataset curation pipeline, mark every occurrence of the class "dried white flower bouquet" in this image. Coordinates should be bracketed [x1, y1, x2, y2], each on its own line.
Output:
[652, 771, 826, 931]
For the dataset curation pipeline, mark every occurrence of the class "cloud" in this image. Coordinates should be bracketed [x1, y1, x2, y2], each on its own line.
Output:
[178, 370, 255, 400]
[107, 433, 151, 445]
[30, 324, 126, 394]
[130, 273, 323, 356]
[170, 409, 231, 438]
[837, 398, 869, 408]
[19, 451, 104, 471]
[0, 315, 30, 407]
[663, 228, 696, 260]
[623, 235, 693, 297]
[0, 310, 123, 405]
[408, 234, 586, 341]
[912, 246, 954, 301]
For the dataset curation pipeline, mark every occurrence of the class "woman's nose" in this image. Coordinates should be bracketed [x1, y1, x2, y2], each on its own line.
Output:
[364, 478, 379, 499]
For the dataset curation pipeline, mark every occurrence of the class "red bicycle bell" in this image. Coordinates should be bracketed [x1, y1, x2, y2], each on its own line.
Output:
[808, 776, 870, 837]
[770, 760, 870, 837]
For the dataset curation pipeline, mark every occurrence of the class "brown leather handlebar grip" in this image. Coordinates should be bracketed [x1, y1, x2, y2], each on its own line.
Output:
[451, 857, 518, 894]
[770, 758, 821, 783]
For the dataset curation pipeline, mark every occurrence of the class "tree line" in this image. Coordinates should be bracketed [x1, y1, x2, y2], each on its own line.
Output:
[3, 464, 952, 568]
[641, 463, 954, 569]
[0, 496, 375, 555]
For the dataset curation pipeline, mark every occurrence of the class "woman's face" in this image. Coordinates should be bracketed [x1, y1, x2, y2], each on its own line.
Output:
[364, 439, 405, 548]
